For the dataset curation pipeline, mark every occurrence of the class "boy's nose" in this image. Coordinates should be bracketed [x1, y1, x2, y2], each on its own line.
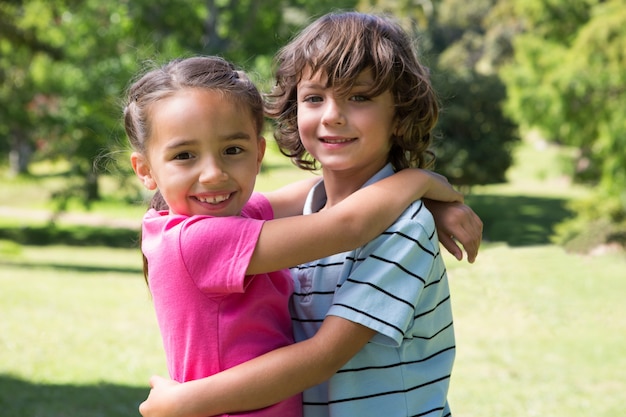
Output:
[321, 99, 346, 126]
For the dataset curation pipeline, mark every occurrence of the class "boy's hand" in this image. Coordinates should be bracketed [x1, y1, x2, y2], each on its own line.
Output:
[425, 200, 483, 263]
[139, 375, 181, 417]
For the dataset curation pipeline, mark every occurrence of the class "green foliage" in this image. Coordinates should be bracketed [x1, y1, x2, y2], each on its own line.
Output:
[1, 0, 523, 205]
[502, 0, 626, 188]
[552, 194, 626, 253]
[501, 0, 626, 250]
[2, 0, 622, 253]
[433, 71, 518, 186]
[425, 0, 519, 186]
[0, 0, 362, 204]
[0, 223, 139, 248]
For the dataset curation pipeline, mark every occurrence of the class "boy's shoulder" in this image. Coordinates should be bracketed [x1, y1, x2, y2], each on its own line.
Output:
[396, 199, 435, 226]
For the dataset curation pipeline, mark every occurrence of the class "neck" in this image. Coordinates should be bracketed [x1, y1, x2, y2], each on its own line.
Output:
[321, 163, 387, 209]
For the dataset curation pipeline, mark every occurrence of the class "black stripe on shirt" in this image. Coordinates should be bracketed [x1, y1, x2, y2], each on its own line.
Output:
[410, 321, 454, 341]
[337, 345, 455, 373]
[345, 278, 416, 311]
[414, 295, 451, 320]
[333, 302, 405, 337]
[409, 200, 425, 220]
[304, 373, 451, 405]
[381, 230, 437, 258]
[369, 254, 427, 284]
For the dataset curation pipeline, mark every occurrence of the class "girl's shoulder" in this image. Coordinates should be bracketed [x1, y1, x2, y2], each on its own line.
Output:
[241, 192, 273, 220]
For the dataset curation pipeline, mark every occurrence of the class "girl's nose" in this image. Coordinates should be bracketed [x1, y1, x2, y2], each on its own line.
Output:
[321, 99, 346, 126]
[199, 159, 228, 184]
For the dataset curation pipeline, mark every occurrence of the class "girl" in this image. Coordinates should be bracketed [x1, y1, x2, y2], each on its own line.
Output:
[125, 55, 468, 417]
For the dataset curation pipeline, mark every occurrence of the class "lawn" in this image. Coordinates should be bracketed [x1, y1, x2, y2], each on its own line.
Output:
[1, 139, 625, 416]
[0, 244, 167, 416]
[446, 244, 626, 416]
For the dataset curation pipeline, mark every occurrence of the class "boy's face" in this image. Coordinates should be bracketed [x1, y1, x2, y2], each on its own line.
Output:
[131, 88, 265, 217]
[296, 67, 396, 179]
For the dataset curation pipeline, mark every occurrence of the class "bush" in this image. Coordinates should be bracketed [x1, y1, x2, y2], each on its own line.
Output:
[0, 224, 139, 248]
[552, 194, 626, 253]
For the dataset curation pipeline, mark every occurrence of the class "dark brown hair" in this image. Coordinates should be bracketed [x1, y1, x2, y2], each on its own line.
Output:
[122, 56, 265, 284]
[266, 11, 438, 171]
[124, 56, 264, 155]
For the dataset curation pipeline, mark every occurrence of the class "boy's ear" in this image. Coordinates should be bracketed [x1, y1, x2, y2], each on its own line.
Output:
[130, 152, 157, 190]
[392, 118, 403, 138]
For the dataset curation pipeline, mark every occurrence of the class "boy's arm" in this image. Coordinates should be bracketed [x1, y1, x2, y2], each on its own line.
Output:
[139, 316, 375, 417]
[246, 168, 462, 275]
[424, 200, 483, 263]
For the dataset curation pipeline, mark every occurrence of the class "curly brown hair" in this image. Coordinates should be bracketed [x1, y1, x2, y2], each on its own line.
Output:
[265, 11, 438, 171]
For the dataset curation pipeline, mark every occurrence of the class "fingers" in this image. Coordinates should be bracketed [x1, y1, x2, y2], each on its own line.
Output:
[149, 375, 163, 388]
[429, 201, 483, 263]
[149, 375, 177, 389]
[453, 209, 483, 263]
[439, 233, 463, 261]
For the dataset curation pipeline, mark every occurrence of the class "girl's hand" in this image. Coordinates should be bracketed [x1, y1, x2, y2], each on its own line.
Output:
[425, 200, 483, 263]
[139, 375, 181, 417]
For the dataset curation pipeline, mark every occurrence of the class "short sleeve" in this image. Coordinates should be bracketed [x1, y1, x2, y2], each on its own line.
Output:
[180, 193, 274, 294]
[328, 202, 440, 346]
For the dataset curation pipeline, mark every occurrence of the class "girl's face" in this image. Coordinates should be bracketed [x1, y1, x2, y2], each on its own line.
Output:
[296, 68, 396, 180]
[131, 88, 265, 217]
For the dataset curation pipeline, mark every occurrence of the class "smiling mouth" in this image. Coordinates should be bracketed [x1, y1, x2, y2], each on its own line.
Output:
[320, 137, 355, 144]
[195, 193, 232, 205]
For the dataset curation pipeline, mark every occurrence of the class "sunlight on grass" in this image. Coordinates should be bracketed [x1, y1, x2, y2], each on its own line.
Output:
[0, 246, 167, 387]
[445, 246, 626, 416]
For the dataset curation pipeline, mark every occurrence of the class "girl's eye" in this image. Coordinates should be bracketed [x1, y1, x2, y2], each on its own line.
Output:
[225, 146, 243, 155]
[173, 152, 193, 160]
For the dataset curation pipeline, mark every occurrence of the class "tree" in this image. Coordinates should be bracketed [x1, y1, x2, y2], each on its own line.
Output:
[502, 0, 626, 249]
[433, 71, 517, 186]
[430, 0, 520, 186]
[0, 0, 64, 175]
[356, 0, 520, 186]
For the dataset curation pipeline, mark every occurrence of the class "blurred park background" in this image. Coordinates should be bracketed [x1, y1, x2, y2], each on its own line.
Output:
[1, 0, 625, 416]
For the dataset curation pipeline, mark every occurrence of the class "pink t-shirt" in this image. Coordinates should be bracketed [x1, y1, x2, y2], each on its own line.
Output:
[142, 192, 301, 417]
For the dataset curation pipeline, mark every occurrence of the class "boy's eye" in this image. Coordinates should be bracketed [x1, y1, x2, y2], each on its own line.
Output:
[303, 95, 323, 103]
[350, 94, 369, 102]
[173, 152, 193, 160]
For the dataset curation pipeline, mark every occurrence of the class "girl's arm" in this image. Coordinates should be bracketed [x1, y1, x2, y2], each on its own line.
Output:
[263, 173, 482, 264]
[140, 316, 376, 417]
[246, 168, 462, 275]
[262, 176, 321, 218]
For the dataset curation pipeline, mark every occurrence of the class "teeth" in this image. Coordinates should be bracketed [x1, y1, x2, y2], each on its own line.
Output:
[322, 138, 353, 143]
[198, 194, 231, 204]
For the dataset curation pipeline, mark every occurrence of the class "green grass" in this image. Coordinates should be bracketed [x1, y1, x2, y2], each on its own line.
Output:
[445, 245, 626, 416]
[0, 245, 167, 416]
[1, 139, 625, 416]
[2, 243, 624, 416]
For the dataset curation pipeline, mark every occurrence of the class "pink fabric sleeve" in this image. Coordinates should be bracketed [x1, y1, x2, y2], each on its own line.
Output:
[179, 193, 274, 294]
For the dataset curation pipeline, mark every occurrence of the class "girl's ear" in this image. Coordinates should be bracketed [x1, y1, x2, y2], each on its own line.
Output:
[256, 136, 266, 174]
[130, 152, 157, 190]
